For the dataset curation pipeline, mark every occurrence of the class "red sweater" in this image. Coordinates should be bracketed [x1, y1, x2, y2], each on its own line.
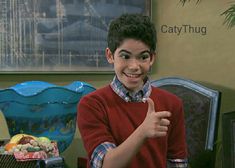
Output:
[77, 85, 187, 168]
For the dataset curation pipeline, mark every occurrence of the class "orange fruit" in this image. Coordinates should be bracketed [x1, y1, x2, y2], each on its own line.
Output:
[4, 143, 17, 151]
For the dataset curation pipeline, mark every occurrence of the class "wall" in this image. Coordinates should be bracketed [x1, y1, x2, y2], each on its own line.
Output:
[0, 0, 234, 167]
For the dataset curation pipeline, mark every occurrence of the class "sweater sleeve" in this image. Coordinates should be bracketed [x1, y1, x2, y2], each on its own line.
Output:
[77, 94, 116, 160]
[167, 99, 188, 159]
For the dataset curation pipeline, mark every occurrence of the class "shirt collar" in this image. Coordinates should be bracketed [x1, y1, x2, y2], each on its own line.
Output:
[110, 75, 152, 102]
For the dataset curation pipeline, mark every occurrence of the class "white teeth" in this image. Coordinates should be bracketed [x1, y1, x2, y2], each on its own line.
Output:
[126, 74, 140, 78]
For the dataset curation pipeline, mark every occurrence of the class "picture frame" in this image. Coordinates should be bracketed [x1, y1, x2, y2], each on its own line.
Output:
[0, 0, 151, 74]
[222, 111, 235, 168]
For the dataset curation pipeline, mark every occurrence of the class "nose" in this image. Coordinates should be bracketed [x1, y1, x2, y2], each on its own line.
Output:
[128, 58, 140, 70]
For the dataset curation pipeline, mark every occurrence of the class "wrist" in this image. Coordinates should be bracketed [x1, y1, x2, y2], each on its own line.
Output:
[135, 124, 147, 141]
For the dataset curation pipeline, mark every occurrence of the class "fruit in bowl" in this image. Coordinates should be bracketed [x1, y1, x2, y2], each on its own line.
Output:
[4, 143, 17, 151]
[4, 133, 58, 158]
[18, 136, 36, 145]
[37, 137, 51, 144]
[9, 134, 36, 144]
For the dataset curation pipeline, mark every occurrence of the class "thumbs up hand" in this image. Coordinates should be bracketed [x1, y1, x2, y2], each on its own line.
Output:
[140, 98, 171, 138]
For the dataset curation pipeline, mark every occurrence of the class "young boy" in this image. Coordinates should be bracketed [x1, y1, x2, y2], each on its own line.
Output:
[77, 13, 188, 168]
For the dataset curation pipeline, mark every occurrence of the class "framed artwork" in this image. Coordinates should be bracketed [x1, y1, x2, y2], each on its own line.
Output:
[0, 0, 151, 73]
[222, 111, 235, 168]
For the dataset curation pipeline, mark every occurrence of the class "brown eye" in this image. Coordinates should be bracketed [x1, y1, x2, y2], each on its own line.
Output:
[120, 53, 130, 59]
[139, 53, 150, 60]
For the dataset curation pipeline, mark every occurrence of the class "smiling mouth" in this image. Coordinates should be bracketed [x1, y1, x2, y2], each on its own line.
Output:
[124, 73, 142, 78]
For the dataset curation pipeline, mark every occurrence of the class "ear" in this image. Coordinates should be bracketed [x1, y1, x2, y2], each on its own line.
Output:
[149, 52, 156, 66]
[105, 48, 114, 64]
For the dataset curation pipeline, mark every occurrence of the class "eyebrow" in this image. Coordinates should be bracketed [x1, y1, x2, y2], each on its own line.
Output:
[118, 49, 151, 55]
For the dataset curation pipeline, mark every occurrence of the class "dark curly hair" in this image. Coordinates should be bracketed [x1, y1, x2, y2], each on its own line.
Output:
[107, 13, 157, 54]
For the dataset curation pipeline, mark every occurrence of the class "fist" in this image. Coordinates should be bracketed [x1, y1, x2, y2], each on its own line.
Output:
[141, 98, 171, 138]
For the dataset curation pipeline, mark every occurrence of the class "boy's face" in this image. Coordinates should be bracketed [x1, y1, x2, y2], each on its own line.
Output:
[106, 39, 155, 92]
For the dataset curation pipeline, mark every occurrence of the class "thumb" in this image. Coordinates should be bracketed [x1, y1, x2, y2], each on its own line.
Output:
[147, 98, 155, 114]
